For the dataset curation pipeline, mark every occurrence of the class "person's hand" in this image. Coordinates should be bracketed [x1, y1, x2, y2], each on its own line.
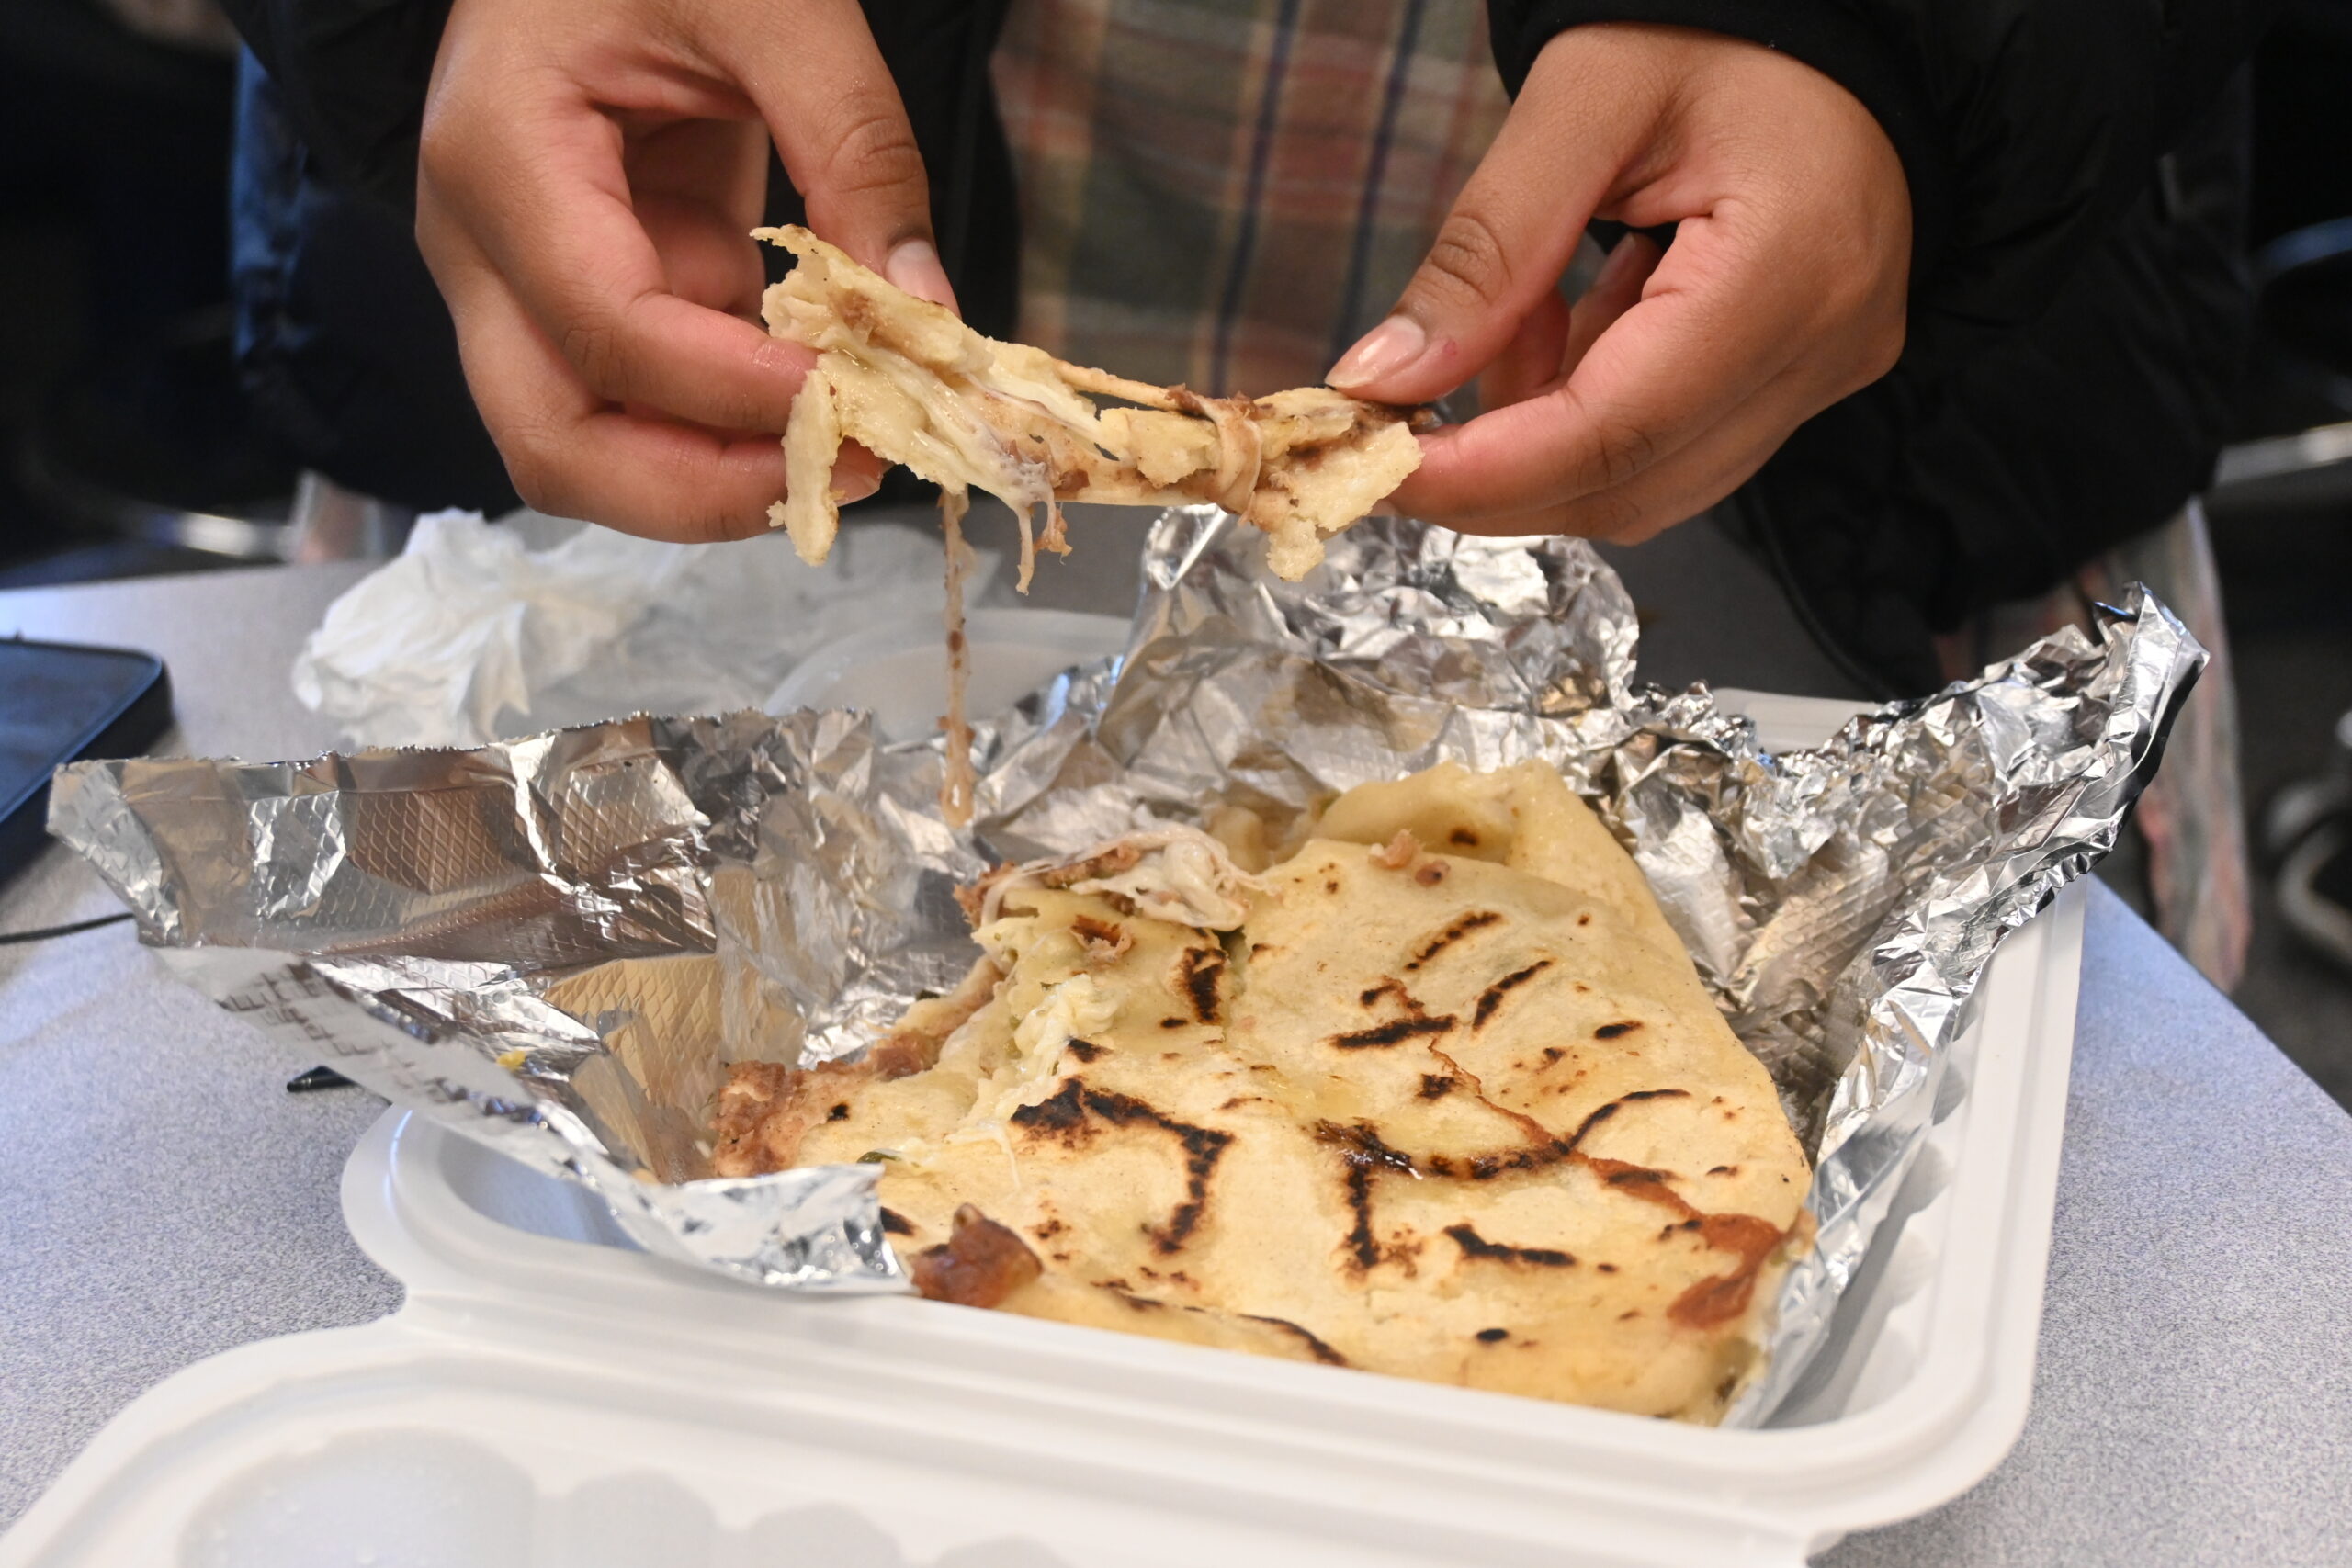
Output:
[416, 0, 956, 541]
[1329, 24, 1910, 543]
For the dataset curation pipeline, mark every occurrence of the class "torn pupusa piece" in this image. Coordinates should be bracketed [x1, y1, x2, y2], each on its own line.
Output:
[755, 225, 1428, 588]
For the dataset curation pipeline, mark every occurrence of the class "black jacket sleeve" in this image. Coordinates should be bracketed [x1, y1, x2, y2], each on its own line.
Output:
[1484, 1, 2278, 336]
[216, 0, 453, 216]
[212, 0, 1020, 333]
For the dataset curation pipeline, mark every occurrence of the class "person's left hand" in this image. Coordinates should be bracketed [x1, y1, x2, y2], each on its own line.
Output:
[1328, 23, 1911, 543]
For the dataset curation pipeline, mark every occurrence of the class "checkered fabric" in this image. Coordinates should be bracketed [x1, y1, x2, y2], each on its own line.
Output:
[993, 0, 1510, 396]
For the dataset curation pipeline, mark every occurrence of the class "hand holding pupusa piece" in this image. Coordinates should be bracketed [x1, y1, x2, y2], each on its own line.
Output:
[1332, 23, 1912, 546]
[414, 0, 956, 542]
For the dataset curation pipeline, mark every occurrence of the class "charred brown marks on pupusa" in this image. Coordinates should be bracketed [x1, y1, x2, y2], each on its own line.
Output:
[1239, 1312, 1351, 1366]
[1403, 910, 1501, 971]
[1178, 943, 1225, 1024]
[1553, 1089, 1793, 1327]
[1070, 915, 1133, 963]
[1444, 1224, 1577, 1269]
[1385, 1081, 1788, 1315]
[1665, 1214, 1790, 1328]
[1359, 977, 1423, 1011]
[1329, 1014, 1457, 1050]
[1473, 959, 1554, 1029]
[1425, 1088, 1691, 1182]
[1012, 1079, 1233, 1253]
[1314, 1119, 1419, 1272]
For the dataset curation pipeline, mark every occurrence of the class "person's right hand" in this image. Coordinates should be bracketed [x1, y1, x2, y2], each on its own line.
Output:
[415, 0, 956, 541]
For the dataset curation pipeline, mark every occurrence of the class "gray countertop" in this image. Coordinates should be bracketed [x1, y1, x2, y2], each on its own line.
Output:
[3, 547, 2349, 1563]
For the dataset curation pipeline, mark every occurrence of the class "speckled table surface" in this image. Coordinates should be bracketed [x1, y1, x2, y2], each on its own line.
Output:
[3, 537, 2349, 1563]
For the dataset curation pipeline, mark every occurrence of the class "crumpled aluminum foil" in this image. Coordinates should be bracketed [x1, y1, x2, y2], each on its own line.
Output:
[49, 506, 2202, 1424]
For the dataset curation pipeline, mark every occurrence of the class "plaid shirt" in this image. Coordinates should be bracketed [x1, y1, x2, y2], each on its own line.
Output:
[992, 0, 2247, 987]
[993, 0, 1509, 396]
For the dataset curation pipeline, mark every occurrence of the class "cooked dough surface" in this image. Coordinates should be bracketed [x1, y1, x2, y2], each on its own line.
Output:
[714, 763, 1812, 1422]
[755, 226, 1422, 585]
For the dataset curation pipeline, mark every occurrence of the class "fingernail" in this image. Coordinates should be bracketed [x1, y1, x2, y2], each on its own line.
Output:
[831, 468, 881, 504]
[1598, 232, 1651, 288]
[885, 238, 957, 310]
[1328, 315, 1427, 391]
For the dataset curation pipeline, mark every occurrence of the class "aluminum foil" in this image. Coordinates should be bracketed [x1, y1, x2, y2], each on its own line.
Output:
[49, 506, 2202, 1421]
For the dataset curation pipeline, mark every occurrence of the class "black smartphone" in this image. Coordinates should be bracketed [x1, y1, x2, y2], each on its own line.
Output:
[1, 637, 173, 887]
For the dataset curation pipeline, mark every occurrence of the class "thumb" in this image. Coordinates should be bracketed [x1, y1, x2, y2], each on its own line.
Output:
[1328, 39, 1651, 404]
[726, 0, 956, 309]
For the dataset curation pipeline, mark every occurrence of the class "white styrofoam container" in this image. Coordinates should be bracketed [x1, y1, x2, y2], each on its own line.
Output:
[0, 686, 2087, 1567]
[764, 608, 1132, 743]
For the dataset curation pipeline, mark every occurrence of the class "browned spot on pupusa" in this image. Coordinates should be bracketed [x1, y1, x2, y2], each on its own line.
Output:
[1329, 1015, 1456, 1050]
[1179, 944, 1225, 1023]
[1241, 1312, 1350, 1365]
[1011, 1079, 1232, 1254]
[1414, 1085, 1692, 1185]
[909, 1206, 1041, 1307]
[1444, 1224, 1576, 1269]
[1585, 1158, 1687, 1208]
[1403, 910, 1501, 971]
[1558, 1119, 1792, 1331]
[1070, 914, 1132, 963]
[1668, 1215, 1788, 1329]
[1315, 1120, 1417, 1273]
[1564, 1088, 1690, 1152]
[1473, 960, 1554, 1028]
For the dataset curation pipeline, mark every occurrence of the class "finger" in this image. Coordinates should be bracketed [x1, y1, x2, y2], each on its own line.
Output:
[427, 221, 878, 542]
[1328, 42, 1654, 402]
[1475, 232, 1660, 413]
[625, 119, 772, 317]
[624, 116, 769, 228]
[638, 193, 767, 318]
[1387, 219, 1811, 521]
[1476, 288, 1569, 413]
[718, 0, 956, 306]
[419, 57, 806, 434]
[1440, 366, 1811, 546]
[1553, 232, 1663, 386]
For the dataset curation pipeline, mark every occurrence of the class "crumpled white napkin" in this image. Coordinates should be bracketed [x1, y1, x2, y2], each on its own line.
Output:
[293, 509, 989, 748]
